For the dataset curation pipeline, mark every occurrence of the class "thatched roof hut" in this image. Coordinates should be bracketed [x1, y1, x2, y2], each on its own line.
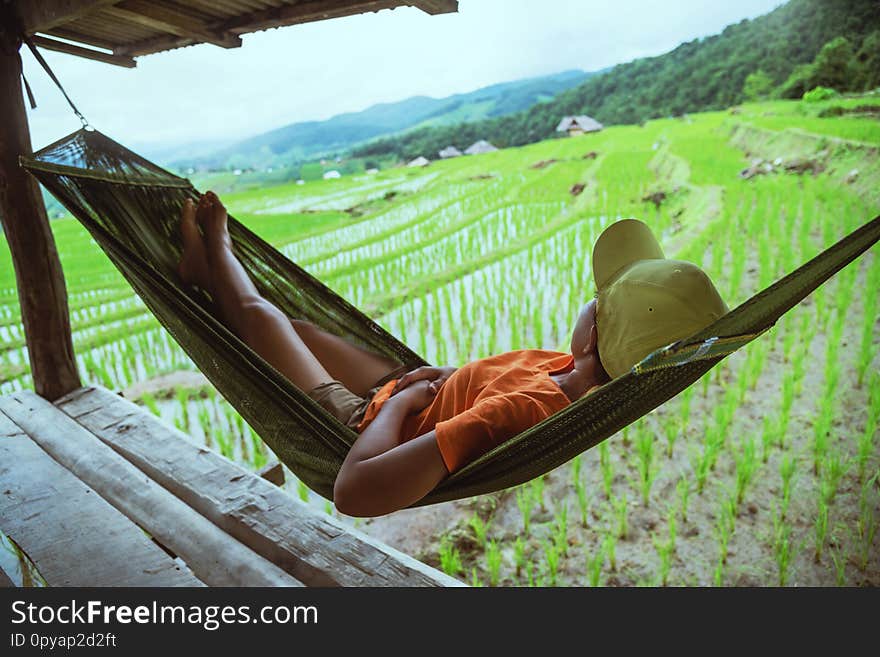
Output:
[407, 156, 430, 167]
[556, 115, 604, 136]
[438, 145, 463, 159]
[464, 140, 498, 155]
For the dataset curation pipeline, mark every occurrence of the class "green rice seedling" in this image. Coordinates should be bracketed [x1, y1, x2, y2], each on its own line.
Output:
[703, 423, 723, 473]
[485, 539, 502, 586]
[814, 497, 829, 563]
[250, 430, 267, 469]
[602, 531, 618, 572]
[734, 434, 758, 510]
[586, 547, 604, 587]
[297, 479, 309, 503]
[779, 454, 797, 520]
[525, 562, 535, 587]
[856, 473, 878, 571]
[513, 536, 526, 578]
[677, 475, 690, 523]
[713, 557, 724, 587]
[600, 442, 614, 498]
[574, 477, 590, 528]
[614, 493, 629, 540]
[553, 503, 569, 557]
[140, 391, 161, 418]
[542, 539, 560, 586]
[690, 445, 710, 495]
[820, 450, 848, 506]
[812, 407, 831, 476]
[470, 567, 483, 587]
[213, 429, 232, 460]
[324, 500, 333, 516]
[468, 513, 489, 550]
[715, 490, 736, 565]
[571, 454, 582, 484]
[438, 535, 463, 578]
[760, 415, 775, 463]
[663, 416, 679, 458]
[828, 528, 849, 586]
[679, 386, 693, 428]
[857, 413, 877, 484]
[175, 388, 190, 428]
[636, 429, 657, 505]
[653, 506, 677, 586]
[530, 475, 545, 512]
[772, 506, 794, 586]
[856, 289, 878, 387]
[516, 485, 535, 536]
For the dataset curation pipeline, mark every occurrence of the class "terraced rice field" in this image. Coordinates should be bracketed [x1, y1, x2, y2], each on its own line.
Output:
[2, 97, 878, 586]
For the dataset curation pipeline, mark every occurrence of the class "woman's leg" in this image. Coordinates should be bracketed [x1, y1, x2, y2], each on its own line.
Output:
[192, 192, 333, 392]
[187, 192, 401, 395]
[288, 319, 403, 397]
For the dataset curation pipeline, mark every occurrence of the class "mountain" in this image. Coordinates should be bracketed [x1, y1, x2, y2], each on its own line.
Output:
[354, 0, 880, 162]
[174, 69, 591, 170]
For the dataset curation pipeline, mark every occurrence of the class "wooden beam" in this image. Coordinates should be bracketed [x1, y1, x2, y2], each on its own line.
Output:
[0, 413, 205, 586]
[57, 385, 465, 587]
[109, 1, 241, 50]
[410, 0, 458, 15]
[14, 0, 121, 34]
[215, 0, 404, 34]
[31, 34, 136, 68]
[0, 390, 305, 587]
[0, 33, 81, 401]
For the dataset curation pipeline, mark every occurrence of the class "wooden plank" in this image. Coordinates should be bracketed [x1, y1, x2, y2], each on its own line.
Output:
[410, 0, 458, 15]
[0, 409, 25, 438]
[0, 28, 81, 401]
[14, 0, 121, 34]
[0, 421, 204, 586]
[108, 1, 241, 50]
[31, 35, 137, 68]
[58, 385, 463, 587]
[215, 0, 405, 33]
[0, 391, 304, 587]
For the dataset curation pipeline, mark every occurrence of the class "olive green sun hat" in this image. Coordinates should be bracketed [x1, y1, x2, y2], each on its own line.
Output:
[593, 218, 729, 379]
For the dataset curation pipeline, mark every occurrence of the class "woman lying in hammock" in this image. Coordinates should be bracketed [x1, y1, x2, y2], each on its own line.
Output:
[178, 192, 727, 517]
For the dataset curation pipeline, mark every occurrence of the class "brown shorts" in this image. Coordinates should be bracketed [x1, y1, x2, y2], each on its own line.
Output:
[306, 363, 412, 431]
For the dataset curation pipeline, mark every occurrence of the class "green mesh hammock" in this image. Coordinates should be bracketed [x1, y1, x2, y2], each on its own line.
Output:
[21, 129, 880, 507]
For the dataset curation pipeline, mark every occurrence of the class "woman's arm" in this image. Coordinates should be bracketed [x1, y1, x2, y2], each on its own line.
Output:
[333, 381, 448, 517]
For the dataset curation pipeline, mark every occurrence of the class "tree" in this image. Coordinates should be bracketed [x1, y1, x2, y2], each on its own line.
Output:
[852, 30, 880, 90]
[743, 69, 774, 100]
[810, 36, 854, 90]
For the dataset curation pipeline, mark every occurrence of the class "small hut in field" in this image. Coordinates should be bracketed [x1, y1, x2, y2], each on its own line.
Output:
[556, 115, 604, 137]
[438, 145, 462, 159]
[464, 140, 498, 155]
[407, 156, 430, 167]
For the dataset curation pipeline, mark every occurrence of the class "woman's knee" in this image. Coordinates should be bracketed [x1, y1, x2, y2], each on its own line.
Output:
[238, 298, 287, 339]
[290, 318, 316, 335]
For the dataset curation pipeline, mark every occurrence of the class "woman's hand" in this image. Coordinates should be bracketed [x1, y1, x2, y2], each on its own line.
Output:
[389, 365, 457, 397]
[386, 379, 439, 415]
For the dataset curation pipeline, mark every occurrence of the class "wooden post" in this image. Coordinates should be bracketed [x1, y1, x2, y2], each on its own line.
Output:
[0, 26, 80, 400]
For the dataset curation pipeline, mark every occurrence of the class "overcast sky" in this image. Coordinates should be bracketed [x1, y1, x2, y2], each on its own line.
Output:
[21, 0, 786, 150]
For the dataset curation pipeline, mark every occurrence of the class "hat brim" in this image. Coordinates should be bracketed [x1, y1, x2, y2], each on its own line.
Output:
[592, 218, 666, 291]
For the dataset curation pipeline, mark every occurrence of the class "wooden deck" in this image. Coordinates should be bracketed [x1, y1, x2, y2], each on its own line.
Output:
[0, 386, 461, 587]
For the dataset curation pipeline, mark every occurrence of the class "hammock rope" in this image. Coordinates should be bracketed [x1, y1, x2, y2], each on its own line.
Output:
[21, 128, 880, 506]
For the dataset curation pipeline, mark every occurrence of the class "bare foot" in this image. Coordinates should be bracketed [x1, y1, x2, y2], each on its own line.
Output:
[177, 197, 211, 289]
[199, 191, 232, 251]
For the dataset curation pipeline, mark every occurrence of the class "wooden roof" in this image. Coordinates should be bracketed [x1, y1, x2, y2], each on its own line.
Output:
[14, 0, 458, 68]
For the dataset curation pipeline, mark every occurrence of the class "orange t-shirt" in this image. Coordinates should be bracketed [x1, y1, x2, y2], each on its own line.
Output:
[356, 349, 602, 473]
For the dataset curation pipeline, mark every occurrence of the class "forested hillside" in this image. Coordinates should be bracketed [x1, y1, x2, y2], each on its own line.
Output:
[354, 0, 880, 161]
[175, 70, 589, 170]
